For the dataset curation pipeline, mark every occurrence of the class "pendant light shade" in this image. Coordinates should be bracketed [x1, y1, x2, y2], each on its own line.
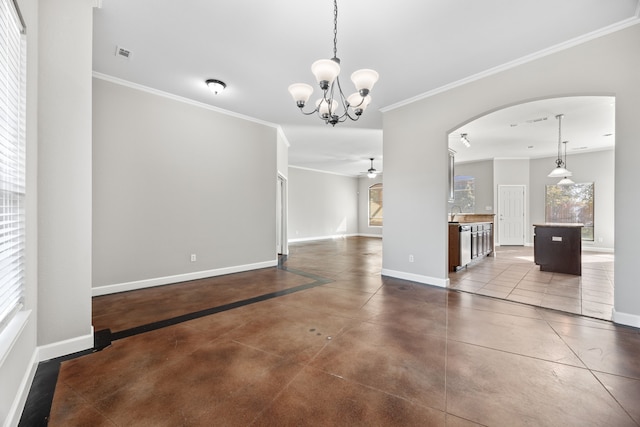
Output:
[311, 59, 341, 89]
[557, 177, 575, 185]
[288, 83, 314, 107]
[351, 69, 379, 95]
[548, 166, 572, 178]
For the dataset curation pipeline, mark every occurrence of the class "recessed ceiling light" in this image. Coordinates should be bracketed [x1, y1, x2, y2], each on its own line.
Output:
[527, 146, 534, 149]
[603, 133, 613, 137]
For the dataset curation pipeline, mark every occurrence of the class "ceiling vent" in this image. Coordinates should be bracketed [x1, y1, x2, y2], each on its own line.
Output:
[115, 46, 132, 60]
[510, 116, 548, 127]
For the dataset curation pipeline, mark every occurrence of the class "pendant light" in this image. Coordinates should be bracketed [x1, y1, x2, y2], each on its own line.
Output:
[557, 140, 575, 185]
[548, 114, 573, 178]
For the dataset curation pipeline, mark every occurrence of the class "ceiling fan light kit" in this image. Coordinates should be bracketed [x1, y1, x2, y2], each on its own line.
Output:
[288, 0, 379, 126]
[367, 158, 378, 178]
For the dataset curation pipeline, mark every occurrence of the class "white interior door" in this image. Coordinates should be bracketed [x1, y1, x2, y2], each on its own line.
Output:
[498, 185, 525, 246]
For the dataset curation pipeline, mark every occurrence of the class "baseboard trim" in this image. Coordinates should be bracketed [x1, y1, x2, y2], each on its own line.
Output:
[6, 347, 38, 427]
[37, 327, 95, 362]
[92, 260, 278, 297]
[357, 233, 383, 238]
[381, 268, 449, 288]
[288, 234, 359, 243]
[582, 246, 615, 253]
[612, 309, 640, 329]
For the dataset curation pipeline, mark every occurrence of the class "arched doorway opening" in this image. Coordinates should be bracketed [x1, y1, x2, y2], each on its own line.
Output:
[446, 96, 615, 320]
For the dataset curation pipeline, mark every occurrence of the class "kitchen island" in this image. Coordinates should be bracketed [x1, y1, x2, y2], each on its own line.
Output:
[533, 223, 583, 275]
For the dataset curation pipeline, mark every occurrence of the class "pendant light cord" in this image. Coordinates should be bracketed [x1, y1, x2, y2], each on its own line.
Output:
[556, 114, 564, 167]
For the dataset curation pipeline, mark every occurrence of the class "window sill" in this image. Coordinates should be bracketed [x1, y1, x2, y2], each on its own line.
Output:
[0, 310, 32, 367]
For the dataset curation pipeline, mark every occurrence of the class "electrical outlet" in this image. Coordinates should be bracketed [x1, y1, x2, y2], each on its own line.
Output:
[190, 254, 197, 262]
[409, 254, 414, 262]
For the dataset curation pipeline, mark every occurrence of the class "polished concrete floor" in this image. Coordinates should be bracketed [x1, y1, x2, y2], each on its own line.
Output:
[449, 245, 614, 321]
[46, 237, 640, 426]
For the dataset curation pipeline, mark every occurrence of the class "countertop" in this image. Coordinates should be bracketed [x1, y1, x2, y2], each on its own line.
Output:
[533, 223, 583, 228]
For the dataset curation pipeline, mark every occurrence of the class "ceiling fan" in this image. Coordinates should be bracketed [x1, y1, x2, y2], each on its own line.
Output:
[363, 158, 379, 178]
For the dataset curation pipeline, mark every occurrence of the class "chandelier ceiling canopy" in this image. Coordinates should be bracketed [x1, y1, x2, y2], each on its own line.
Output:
[288, 0, 379, 126]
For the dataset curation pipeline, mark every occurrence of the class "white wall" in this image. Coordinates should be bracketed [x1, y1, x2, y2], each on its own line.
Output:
[37, 0, 94, 354]
[1, 0, 95, 425]
[358, 175, 384, 237]
[277, 129, 289, 179]
[382, 23, 640, 327]
[288, 167, 358, 241]
[530, 149, 614, 250]
[92, 78, 278, 293]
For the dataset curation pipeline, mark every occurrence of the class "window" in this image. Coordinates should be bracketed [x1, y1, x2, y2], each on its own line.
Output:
[0, 0, 26, 332]
[368, 183, 383, 227]
[448, 175, 475, 213]
[545, 183, 594, 241]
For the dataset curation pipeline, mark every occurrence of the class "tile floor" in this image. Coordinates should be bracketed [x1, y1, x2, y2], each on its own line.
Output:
[36, 237, 640, 426]
[449, 246, 615, 320]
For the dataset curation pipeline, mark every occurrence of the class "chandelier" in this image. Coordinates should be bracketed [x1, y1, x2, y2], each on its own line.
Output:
[288, 0, 379, 126]
[548, 114, 573, 178]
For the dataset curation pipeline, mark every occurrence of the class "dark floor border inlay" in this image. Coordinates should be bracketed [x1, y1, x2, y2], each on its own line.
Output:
[108, 269, 331, 342]
[19, 264, 331, 426]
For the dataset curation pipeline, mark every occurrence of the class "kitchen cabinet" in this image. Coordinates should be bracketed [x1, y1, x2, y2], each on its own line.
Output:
[449, 221, 493, 271]
[533, 223, 582, 275]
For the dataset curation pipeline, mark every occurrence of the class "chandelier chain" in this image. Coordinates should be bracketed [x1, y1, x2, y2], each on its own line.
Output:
[333, 0, 338, 59]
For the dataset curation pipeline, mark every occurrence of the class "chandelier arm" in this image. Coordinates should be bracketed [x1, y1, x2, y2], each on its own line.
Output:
[299, 107, 319, 116]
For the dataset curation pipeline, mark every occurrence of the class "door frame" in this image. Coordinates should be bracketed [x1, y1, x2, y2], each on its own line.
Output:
[277, 173, 288, 255]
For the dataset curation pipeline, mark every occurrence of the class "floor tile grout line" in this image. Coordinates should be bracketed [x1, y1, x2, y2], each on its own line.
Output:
[544, 318, 640, 425]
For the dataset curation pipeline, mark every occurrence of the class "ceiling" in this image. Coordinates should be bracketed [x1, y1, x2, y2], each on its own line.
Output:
[92, 0, 639, 176]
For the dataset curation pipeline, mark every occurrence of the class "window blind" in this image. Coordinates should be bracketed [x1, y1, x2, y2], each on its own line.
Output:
[0, 0, 26, 333]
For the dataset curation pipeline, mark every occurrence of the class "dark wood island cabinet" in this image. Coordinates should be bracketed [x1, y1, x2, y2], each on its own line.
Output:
[533, 223, 583, 275]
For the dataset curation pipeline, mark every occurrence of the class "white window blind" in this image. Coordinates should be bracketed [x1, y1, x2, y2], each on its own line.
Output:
[0, 0, 26, 333]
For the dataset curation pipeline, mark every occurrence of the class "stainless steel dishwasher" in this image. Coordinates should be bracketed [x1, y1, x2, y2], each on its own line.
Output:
[459, 225, 472, 267]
